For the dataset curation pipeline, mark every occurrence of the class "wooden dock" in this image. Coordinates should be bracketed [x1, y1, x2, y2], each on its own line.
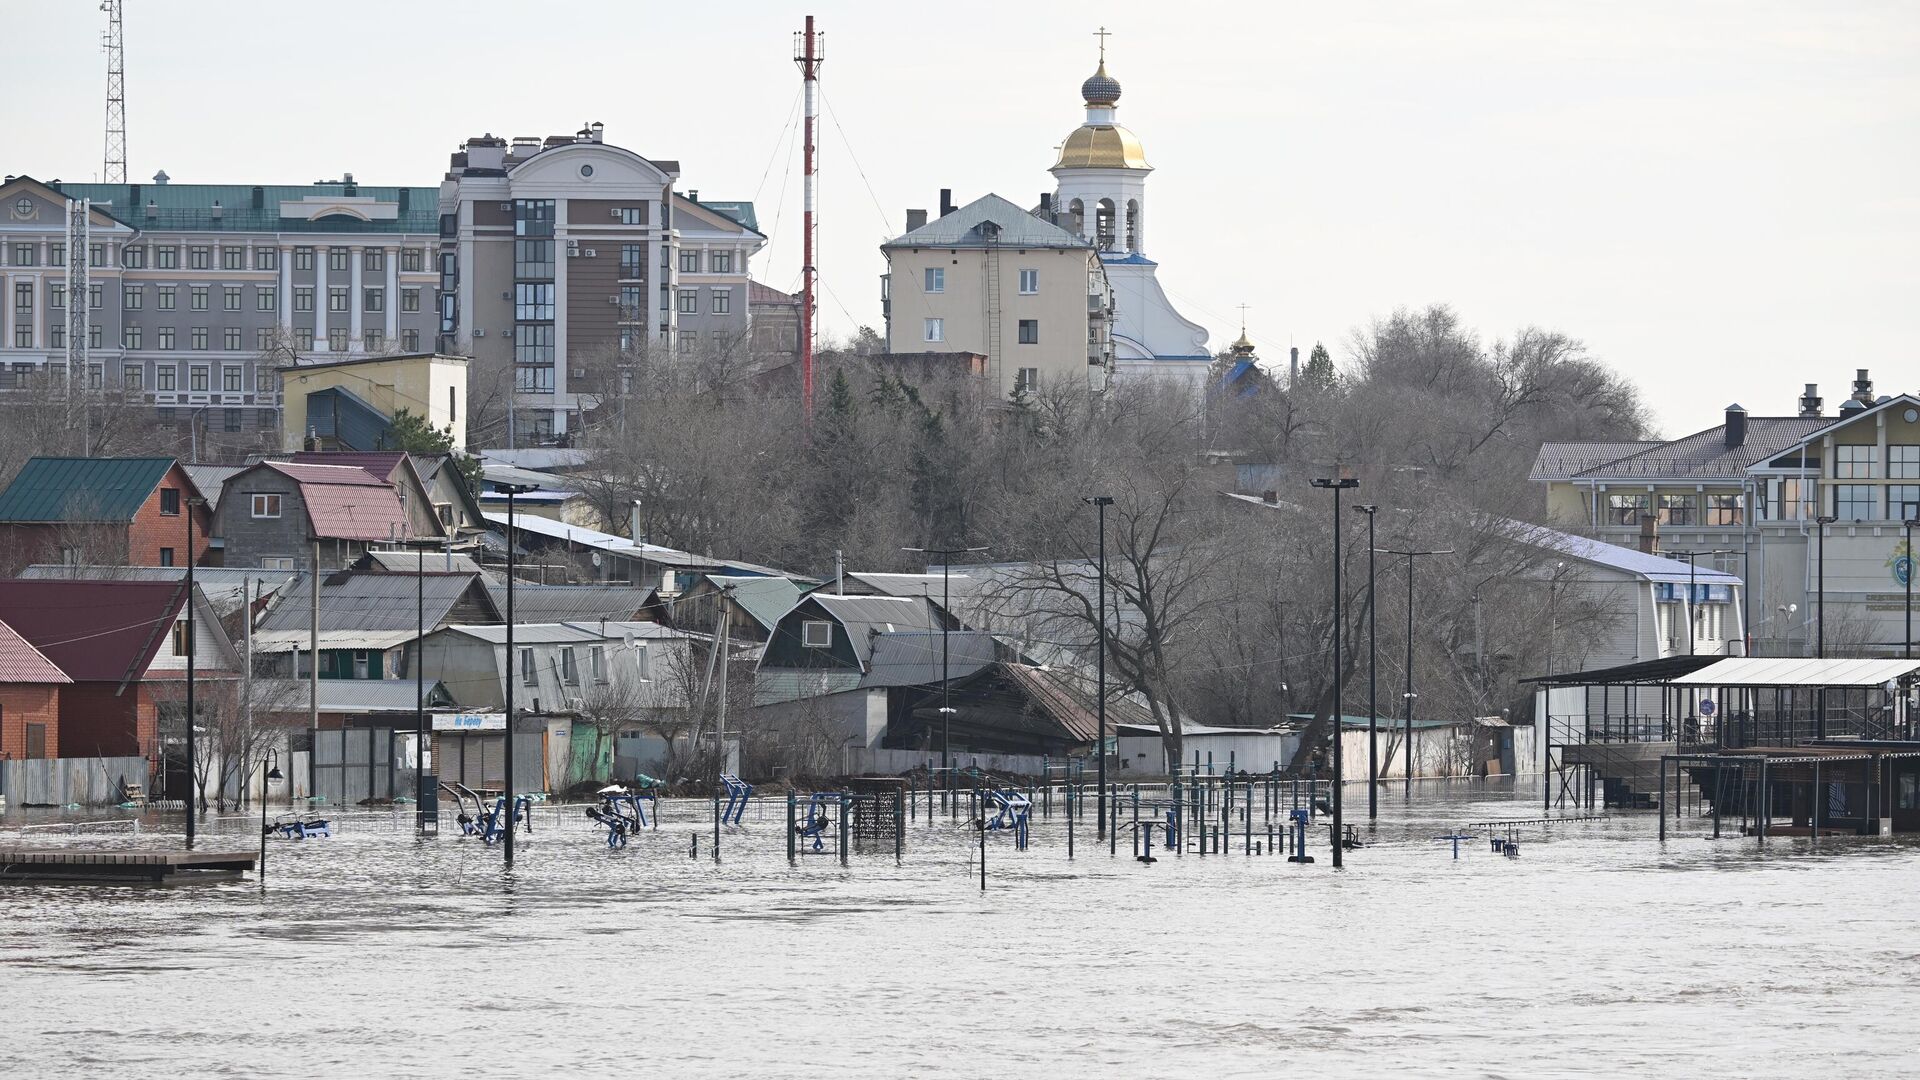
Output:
[0, 847, 256, 883]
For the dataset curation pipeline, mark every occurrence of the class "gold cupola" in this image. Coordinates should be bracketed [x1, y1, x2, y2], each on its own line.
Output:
[1053, 58, 1152, 171]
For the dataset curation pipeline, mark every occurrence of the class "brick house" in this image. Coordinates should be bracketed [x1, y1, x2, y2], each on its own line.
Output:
[214, 460, 436, 571]
[0, 580, 240, 765]
[0, 457, 212, 574]
[0, 617, 70, 760]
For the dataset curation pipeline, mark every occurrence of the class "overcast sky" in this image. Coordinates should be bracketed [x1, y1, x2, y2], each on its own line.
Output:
[10, 1, 1915, 435]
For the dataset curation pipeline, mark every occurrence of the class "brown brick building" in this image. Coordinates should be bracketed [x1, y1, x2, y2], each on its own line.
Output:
[0, 457, 211, 574]
[0, 617, 68, 760]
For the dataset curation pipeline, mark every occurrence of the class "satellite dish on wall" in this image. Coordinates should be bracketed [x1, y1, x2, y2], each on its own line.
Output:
[591, 551, 602, 567]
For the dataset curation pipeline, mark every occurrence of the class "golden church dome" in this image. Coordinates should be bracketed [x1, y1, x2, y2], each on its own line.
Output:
[1053, 124, 1151, 171]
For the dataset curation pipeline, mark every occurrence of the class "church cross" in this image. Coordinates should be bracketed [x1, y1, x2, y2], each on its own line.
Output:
[1094, 26, 1112, 64]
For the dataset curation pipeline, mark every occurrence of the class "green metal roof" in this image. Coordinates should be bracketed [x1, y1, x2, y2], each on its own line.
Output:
[697, 200, 758, 232]
[0, 457, 178, 523]
[53, 181, 439, 234]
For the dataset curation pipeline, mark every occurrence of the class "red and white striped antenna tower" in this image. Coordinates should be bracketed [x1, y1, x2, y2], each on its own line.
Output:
[793, 16, 823, 424]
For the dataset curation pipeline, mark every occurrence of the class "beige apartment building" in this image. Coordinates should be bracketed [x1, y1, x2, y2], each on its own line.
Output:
[880, 192, 1113, 399]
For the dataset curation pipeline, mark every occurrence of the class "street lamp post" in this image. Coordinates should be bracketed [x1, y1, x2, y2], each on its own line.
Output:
[1904, 518, 1917, 660]
[1084, 496, 1114, 840]
[901, 544, 990, 788]
[1815, 515, 1837, 740]
[1375, 545, 1453, 797]
[1309, 477, 1358, 867]
[258, 749, 281, 883]
[184, 495, 203, 844]
[1356, 505, 1378, 821]
[496, 482, 538, 866]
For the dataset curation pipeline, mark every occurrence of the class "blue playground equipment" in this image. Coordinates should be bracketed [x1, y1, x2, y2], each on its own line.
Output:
[1163, 806, 1180, 850]
[719, 773, 753, 826]
[266, 815, 331, 840]
[1285, 808, 1315, 863]
[441, 782, 531, 845]
[794, 792, 834, 853]
[1436, 832, 1475, 859]
[585, 784, 658, 848]
[982, 789, 1031, 850]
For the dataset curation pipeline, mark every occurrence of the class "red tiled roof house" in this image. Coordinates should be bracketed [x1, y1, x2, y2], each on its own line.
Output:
[0, 617, 71, 760]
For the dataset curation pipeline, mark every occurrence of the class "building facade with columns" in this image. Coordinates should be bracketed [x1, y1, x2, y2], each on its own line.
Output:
[0, 173, 438, 440]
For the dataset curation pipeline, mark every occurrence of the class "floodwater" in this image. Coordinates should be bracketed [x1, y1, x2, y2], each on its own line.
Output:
[2, 780, 1916, 1079]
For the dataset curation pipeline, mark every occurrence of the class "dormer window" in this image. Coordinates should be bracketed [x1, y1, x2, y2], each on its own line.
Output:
[801, 621, 832, 648]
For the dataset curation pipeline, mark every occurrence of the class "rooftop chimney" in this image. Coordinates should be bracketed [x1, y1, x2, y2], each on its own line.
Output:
[152, 169, 169, 186]
[1798, 383, 1822, 418]
[590, 121, 605, 143]
[687, 189, 698, 203]
[939, 188, 954, 217]
[1852, 368, 1874, 405]
[1723, 403, 1747, 449]
[1290, 346, 1300, 385]
[1038, 192, 1052, 220]
[905, 208, 928, 232]
[1638, 511, 1659, 556]
[466, 135, 507, 171]
[210, 200, 222, 219]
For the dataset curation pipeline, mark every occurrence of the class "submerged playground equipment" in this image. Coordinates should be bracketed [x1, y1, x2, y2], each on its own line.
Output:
[586, 783, 659, 849]
[440, 781, 533, 846]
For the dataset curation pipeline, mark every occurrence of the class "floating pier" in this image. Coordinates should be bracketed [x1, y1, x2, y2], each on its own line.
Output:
[0, 847, 257, 883]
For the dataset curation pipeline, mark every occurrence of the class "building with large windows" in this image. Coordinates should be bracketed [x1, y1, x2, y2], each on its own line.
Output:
[436, 125, 761, 442]
[0, 173, 438, 442]
[1532, 370, 1920, 656]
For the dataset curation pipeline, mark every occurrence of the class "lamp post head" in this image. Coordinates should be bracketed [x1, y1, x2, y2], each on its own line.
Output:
[1310, 477, 1359, 491]
[1816, 515, 1838, 525]
[1356, 503, 1377, 515]
[1084, 495, 1114, 507]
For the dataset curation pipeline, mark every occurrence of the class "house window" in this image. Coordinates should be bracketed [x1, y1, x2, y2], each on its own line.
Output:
[589, 645, 607, 683]
[159, 547, 175, 567]
[124, 285, 143, 310]
[923, 318, 944, 343]
[924, 267, 944, 293]
[711, 289, 731, 315]
[158, 327, 176, 351]
[364, 288, 384, 312]
[190, 286, 208, 311]
[223, 248, 244, 271]
[123, 365, 143, 391]
[619, 207, 645, 225]
[223, 366, 242, 392]
[1015, 367, 1039, 395]
[364, 249, 385, 272]
[619, 244, 644, 279]
[1017, 319, 1039, 344]
[189, 365, 208, 391]
[353, 651, 371, 679]
[190, 327, 208, 351]
[710, 250, 732, 274]
[1834, 445, 1875, 479]
[251, 493, 282, 518]
[328, 287, 348, 312]
[520, 647, 537, 686]
[256, 248, 278, 270]
[223, 408, 240, 432]
[1891, 485, 1920, 522]
[155, 246, 178, 269]
[157, 286, 176, 310]
[328, 328, 348, 352]
[1834, 484, 1876, 521]
[1890, 445, 1919, 480]
[49, 283, 65, 309]
[124, 245, 146, 269]
[328, 248, 349, 273]
[801, 620, 833, 648]
[295, 328, 314, 350]
[160, 488, 181, 516]
[401, 287, 420, 312]
[677, 289, 697, 314]
[1606, 493, 1649, 526]
[225, 328, 243, 351]
[679, 250, 700, 273]
[401, 248, 423, 272]
[1657, 494, 1697, 527]
[260, 556, 294, 571]
[224, 285, 242, 311]
[293, 247, 314, 270]
[364, 329, 384, 352]
[155, 364, 173, 390]
[188, 246, 210, 270]
[402, 329, 420, 352]
[294, 287, 314, 312]
[560, 647, 579, 685]
[1019, 268, 1039, 294]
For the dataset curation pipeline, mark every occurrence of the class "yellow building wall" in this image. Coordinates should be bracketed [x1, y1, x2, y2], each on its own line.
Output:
[280, 354, 470, 452]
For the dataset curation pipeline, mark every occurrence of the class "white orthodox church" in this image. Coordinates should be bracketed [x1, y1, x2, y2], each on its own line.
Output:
[1045, 47, 1213, 381]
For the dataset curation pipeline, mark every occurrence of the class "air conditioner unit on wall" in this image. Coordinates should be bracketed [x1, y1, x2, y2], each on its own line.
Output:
[583, 249, 597, 258]
[610, 208, 621, 218]
[567, 248, 580, 258]
[498, 202, 511, 212]
[473, 328, 485, 338]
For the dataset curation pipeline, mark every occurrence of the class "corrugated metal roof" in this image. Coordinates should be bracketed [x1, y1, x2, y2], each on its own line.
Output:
[0, 457, 178, 522]
[253, 677, 449, 713]
[55, 181, 440, 234]
[883, 193, 1090, 250]
[233, 461, 407, 542]
[861, 630, 995, 687]
[0, 579, 187, 683]
[483, 512, 798, 578]
[804, 594, 940, 668]
[257, 573, 493, 633]
[0, 618, 71, 683]
[290, 451, 410, 482]
[440, 620, 681, 645]
[693, 199, 760, 232]
[1528, 441, 1662, 481]
[249, 629, 420, 653]
[484, 584, 652, 623]
[1500, 520, 1741, 585]
[1669, 657, 1920, 687]
[182, 465, 242, 512]
[256, 461, 390, 486]
[17, 564, 302, 619]
[357, 550, 488, 576]
[703, 575, 803, 634]
[1569, 417, 1829, 480]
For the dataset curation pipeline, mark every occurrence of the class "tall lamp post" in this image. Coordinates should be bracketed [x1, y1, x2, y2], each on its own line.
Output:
[1355, 505, 1378, 821]
[1309, 477, 1358, 867]
[1815, 514, 1837, 740]
[257, 749, 281, 883]
[1376, 545, 1452, 797]
[901, 544, 990, 786]
[405, 535, 439, 833]
[496, 482, 537, 866]
[1084, 496, 1114, 839]
[184, 495, 204, 844]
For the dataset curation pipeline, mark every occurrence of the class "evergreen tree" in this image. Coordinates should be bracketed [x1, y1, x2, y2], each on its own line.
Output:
[379, 408, 484, 491]
[1300, 341, 1337, 392]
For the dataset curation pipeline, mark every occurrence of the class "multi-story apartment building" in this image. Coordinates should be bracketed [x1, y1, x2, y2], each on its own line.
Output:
[437, 125, 762, 441]
[880, 191, 1114, 399]
[0, 173, 438, 442]
[1533, 369, 1920, 656]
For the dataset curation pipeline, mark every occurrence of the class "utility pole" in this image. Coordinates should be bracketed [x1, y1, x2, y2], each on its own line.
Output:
[101, 0, 127, 183]
[902, 544, 989, 779]
[1357, 505, 1377, 821]
[498, 483, 537, 866]
[1310, 477, 1358, 867]
[1377, 545, 1452, 797]
[1086, 496, 1113, 839]
[793, 16, 824, 425]
[183, 497, 201, 844]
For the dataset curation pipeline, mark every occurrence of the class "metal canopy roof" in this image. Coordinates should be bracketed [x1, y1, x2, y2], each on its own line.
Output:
[1521, 655, 1722, 686]
[1668, 657, 1920, 688]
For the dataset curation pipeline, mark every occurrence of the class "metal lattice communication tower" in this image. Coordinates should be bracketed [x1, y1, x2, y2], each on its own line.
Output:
[101, 0, 127, 183]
